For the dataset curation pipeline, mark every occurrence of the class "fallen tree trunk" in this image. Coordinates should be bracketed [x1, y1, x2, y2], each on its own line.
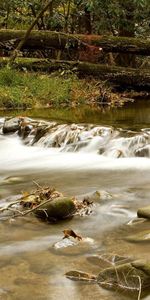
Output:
[0, 30, 150, 55]
[0, 58, 149, 90]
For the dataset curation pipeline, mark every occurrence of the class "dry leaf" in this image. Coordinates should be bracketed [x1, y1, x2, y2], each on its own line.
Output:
[63, 229, 82, 241]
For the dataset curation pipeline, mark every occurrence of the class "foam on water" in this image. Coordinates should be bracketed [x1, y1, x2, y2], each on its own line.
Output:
[0, 133, 150, 174]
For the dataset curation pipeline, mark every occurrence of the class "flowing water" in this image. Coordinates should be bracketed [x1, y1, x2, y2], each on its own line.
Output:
[0, 101, 150, 300]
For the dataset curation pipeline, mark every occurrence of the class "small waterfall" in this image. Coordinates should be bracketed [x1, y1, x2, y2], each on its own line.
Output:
[31, 122, 150, 158]
[1, 117, 150, 159]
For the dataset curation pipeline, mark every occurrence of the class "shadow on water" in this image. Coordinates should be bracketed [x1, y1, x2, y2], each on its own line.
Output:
[0, 99, 150, 129]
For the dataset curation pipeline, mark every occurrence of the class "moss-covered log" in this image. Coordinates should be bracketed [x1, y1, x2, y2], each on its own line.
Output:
[0, 58, 149, 90]
[0, 29, 150, 55]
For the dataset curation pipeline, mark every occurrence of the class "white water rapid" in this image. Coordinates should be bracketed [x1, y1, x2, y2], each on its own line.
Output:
[0, 119, 150, 192]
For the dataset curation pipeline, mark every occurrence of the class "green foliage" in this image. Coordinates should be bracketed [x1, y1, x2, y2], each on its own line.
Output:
[0, 0, 149, 36]
[92, 0, 150, 36]
[0, 67, 34, 108]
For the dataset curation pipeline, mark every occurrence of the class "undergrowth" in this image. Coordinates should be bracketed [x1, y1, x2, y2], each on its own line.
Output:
[0, 67, 101, 109]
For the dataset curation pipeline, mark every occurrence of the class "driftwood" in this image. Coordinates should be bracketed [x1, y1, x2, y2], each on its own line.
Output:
[0, 30, 150, 55]
[0, 58, 149, 90]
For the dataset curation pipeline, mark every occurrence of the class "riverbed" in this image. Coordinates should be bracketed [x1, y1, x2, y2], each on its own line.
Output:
[0, 100, 150, 300]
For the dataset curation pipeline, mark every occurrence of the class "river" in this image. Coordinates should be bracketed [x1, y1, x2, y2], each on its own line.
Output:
[0, 100, 150, 300]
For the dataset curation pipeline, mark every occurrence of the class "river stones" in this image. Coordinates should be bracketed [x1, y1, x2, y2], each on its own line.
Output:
[137, 205, 150, 219]
[34, 197, 76, 222]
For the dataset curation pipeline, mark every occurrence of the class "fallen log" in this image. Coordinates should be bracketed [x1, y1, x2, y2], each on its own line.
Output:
[0, 30, 150, 55]
[0, 58, 149, 90]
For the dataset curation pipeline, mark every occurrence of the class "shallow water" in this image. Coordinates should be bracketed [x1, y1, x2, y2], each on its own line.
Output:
[0, 101, 150, 300]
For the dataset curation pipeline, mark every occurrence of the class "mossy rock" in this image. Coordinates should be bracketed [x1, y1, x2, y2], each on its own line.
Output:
[34, 197, 76, 222]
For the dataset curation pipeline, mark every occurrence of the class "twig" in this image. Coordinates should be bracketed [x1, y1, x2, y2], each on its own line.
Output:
[13, 198, 53, 218]
[132, 275, 142, 300]
[0, 200, 22, 213]
[32, 180, 42, 189]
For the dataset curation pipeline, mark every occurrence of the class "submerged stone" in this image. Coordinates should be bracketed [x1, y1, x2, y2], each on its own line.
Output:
[97, 261, 150, 290]
[126, 230, 150, 243]
[66, 256, 150, 295]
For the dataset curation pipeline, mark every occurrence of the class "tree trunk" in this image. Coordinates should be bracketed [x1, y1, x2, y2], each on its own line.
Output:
[8, 0, 53, 65]
[84, 7, 92, 34]
[0, 30, 150, 55]
[117, 0, 136, 67]
[0, 58, 149, 90]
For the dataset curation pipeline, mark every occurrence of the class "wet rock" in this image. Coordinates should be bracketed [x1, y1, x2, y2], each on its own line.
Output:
[18, 122, 33, 139]
[53, 229, 83, 249]
[3, 117, 22, 134]
[127, 217, 146, 226]
[52, 236, 94, 256]
[53, 237, 78, 249]
[135, 145, 150, 157]
[97, 260, 150, 290]
[71, 124, 78, 130]
[3, 117, 32, 134]
[66, 256, 150, 295]
[137, 205, 150, 219]
[34, 197, 76, 222]
[32, 122, 57, 145]
[132, 260, 150, 276]
[66, 270, 96, 282]
[126, 230, 150, 243]
[2, 176, 23, 185]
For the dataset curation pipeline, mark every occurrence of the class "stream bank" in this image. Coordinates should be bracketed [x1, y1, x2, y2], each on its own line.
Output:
[0, 67, 149, 111]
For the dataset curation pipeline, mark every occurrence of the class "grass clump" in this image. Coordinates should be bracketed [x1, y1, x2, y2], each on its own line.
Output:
[0, 67, 101, 109]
